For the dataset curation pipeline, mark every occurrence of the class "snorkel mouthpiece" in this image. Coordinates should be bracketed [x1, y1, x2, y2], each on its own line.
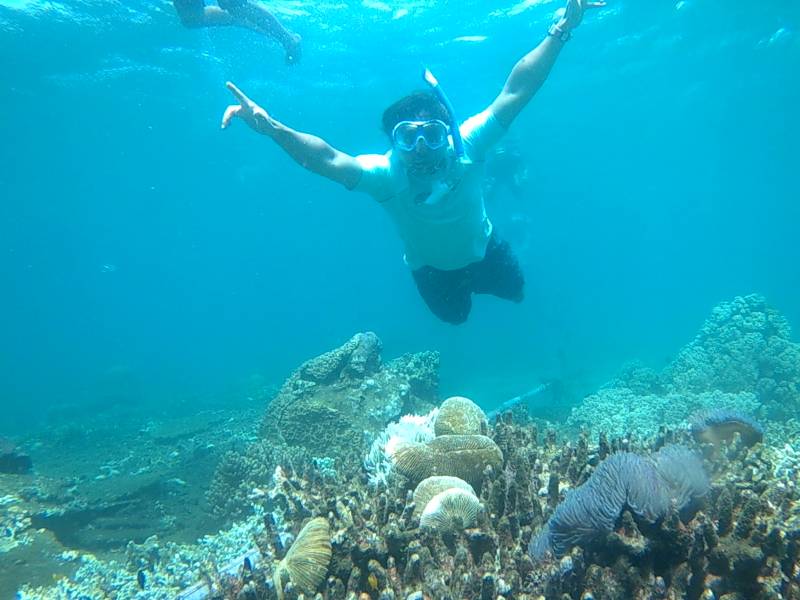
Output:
[423, 67, 465, 159]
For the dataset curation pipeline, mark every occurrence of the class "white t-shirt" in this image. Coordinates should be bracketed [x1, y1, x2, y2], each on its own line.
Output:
[352, 110, 506, 271]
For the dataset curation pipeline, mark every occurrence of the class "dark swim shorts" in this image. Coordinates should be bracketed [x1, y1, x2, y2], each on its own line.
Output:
[411, 233, 524, 325]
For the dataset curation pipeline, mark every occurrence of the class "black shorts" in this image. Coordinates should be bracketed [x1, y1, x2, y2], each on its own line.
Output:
[411, 234, 524, 325]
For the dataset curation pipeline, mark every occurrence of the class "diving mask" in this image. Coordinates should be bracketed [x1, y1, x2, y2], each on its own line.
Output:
[392, 120, 450, 152]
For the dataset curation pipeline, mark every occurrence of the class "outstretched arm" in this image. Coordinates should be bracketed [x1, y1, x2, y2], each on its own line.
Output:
[489, 0, 605, 128]
[221, 82, 362, 189]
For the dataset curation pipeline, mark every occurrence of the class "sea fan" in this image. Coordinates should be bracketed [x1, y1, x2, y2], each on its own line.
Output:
[273, 517, 331, 600]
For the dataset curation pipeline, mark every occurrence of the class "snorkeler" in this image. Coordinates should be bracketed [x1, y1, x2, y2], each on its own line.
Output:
[220, 0, 604, 324]
[173, 0, 301, 64]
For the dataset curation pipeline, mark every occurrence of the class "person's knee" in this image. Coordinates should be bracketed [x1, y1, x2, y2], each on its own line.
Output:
[434, 302, 471, 325]
[443, 311, 469, 325]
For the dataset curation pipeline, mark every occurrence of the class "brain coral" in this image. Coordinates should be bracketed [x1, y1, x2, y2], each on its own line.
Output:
[433, 396, 488, 436]
[391, 434, 503, 487]
[412, 476, 476, 516]
[419, 488, 483, 532]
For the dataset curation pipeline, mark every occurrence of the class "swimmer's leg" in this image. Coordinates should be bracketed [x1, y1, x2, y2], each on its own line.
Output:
[218, 0, 302, 63]
[472, 234, 525, 303]
[411, 266, 473, 325]
[173, 0, 236, 28]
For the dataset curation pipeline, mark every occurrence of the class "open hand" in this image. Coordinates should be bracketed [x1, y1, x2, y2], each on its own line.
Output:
[560, 0, 606, 31]
[221, 82, 273, 135]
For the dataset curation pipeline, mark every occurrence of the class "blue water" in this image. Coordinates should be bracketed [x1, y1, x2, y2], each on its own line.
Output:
[1, 0, 798, 432]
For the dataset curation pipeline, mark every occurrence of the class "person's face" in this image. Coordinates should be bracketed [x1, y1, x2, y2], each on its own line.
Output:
[392, 117, 450, 176]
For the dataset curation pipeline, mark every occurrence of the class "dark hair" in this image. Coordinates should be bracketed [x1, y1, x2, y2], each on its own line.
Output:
[381, 91, 449, 138]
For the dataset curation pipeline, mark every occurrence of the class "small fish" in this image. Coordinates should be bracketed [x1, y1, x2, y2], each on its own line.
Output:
[101, 263, 117, 273]
[137, 570, 146, 589]
[243, 556, 253, 572]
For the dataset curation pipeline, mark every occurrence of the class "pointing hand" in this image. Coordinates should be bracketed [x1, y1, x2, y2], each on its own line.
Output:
[221, 82, 273, 135]
[560, 0, 606, 31]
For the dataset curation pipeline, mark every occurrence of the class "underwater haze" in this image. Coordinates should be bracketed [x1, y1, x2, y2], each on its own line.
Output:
[1, 0, 799, 431]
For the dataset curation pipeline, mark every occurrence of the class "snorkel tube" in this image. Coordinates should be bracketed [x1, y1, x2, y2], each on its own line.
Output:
[423, 67, 466, 160]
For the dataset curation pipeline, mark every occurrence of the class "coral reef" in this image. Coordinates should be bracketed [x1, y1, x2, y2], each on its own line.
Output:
[260, 332, 439, 458]
[666, 294, 799, 405]
[412, 476, 476, 516]
[529, 445, 709, 560]
[433, 396, 488, 436]
[0, 438, 32, 475]
[16, 408, 800, 600]
[391, 434, 503, 488]
[0, 493, 32, 554]
[17, 512, 269, 600]
[363, 410, 438, 489]
[419, 488, 483, 532]
[11, 297, 800, 599]
[690, 408, 765, 447]
[208, 335, 440, 518]
[570, 294, 800, 437]
[272, 517, 331, 600]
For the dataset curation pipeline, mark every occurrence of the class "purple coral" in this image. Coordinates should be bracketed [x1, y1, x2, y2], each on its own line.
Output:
[689, 409, 764, 447]
[529, 445, 708, 560]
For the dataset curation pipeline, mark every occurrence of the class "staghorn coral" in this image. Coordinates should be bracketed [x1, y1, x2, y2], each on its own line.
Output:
[433, 396, 488, 437]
